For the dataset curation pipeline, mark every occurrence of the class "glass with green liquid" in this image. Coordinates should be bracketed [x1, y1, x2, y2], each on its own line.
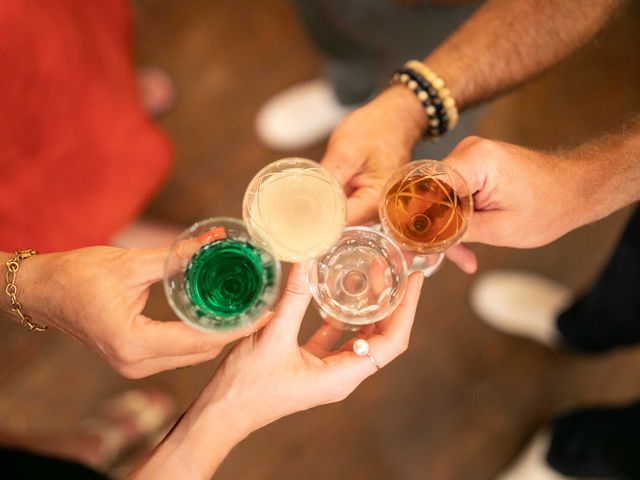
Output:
[164, 217, 281, 332]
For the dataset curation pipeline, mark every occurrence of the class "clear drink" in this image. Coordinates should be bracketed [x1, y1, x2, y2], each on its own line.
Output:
[307, 227, 408, 327]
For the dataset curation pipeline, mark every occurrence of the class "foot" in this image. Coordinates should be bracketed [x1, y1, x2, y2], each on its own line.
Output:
[137, 66, 177, 118]
[255, 78, 355, 151]
[497, 431, 574, 480]
[470, 270, 573, 347]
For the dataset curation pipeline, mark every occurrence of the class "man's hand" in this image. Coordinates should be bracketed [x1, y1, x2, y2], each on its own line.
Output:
[443, 136, 590, 252]
[321, 86, 425, 226]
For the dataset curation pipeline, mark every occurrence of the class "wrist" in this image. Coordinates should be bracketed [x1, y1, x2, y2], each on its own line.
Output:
[135, 393, 249, 479]
[1, 251, 56, 328]
[375, 85, 427, 145]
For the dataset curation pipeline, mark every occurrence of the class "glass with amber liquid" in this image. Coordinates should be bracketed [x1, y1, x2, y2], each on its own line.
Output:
[380, 160, 473, 276]
[164, 217, 281, 332]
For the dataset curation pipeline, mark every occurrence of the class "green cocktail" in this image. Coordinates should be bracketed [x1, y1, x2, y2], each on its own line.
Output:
[186, 239, 267, 319]
[164, 217, 281, 332]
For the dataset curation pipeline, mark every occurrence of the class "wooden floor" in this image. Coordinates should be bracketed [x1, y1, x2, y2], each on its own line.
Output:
[1, 1, 640, 479]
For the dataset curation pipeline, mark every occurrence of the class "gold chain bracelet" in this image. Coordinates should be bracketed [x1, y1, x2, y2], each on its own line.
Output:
[4, 249, 47, 332]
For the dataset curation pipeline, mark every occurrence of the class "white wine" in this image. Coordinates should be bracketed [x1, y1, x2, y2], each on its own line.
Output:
[244, 159, 346, 262]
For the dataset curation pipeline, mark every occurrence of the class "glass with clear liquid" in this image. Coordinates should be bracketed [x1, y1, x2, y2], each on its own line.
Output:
[307, 226, 408, 329]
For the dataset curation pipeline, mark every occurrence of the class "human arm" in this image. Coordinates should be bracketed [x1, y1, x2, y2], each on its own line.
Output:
[442, 124, 640, 255]
[127, 265, 424, 479]
[321, 0, 622, 226]
[1, 246, 268, 378]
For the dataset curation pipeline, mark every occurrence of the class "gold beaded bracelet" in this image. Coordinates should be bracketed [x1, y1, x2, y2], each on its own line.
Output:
[4, 249, 47, 332]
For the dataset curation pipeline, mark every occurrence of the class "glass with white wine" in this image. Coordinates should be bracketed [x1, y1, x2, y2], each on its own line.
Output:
[243, 157, 346, 263]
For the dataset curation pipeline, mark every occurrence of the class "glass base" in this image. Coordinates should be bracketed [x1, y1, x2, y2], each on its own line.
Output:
[410, 252, 445, 277]
[314, 303, 361, 332]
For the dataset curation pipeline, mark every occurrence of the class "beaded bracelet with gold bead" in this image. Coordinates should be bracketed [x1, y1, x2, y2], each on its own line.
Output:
[389, 60, 459, 139]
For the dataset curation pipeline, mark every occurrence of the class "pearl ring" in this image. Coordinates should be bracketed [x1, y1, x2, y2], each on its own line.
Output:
[352, 338, 381, 371]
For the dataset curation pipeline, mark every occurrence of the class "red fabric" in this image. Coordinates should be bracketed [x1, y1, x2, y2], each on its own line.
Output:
[0, 0, 172, 252]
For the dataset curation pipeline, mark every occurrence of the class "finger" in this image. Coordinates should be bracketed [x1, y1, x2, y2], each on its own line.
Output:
[442, 148, 487, 197]
[320, 147, 362, 188]
[120, 349, 222, 379]
[264, 264, 312, 341]
[363, 271, 423, 366]
[444, 244, 477, 274]
[137, 312, 272, 357]
[324, 271, 423, 380]
[345, 187, 381, 226]
[131, 247, 170, 285]
[303, 321, 344, 358]
[461, 210, 506, 246]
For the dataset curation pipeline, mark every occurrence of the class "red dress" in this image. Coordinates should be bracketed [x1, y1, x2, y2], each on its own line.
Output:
[0, 0, 172, 252]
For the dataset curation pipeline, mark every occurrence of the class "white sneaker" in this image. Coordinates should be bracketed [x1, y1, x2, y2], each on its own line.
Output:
[255, 78, 354, 151]
[496, 431, 574, 480]
[470, 270, 573, 348]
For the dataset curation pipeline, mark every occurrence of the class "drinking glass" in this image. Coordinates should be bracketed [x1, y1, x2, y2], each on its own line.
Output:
[307, 226, 408, 329]
[164, 217, 281, 332]
[379, 160, 473, 277]
[243, 157, 346, 263]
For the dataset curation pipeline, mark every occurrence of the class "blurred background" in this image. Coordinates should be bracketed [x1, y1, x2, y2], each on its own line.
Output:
[1, 0, 640, 478]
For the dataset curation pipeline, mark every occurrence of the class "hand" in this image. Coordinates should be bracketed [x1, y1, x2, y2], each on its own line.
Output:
[127, 265, 423, 478]
[443, 136, 588, 258]
[20, 246, 269, 378]
[321, 86, 426, 225]
[199, 264, 424, 434]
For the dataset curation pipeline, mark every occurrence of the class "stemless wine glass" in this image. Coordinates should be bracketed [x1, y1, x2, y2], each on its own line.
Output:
[307, 226, 408, 330]
[243, 157, 346, 263]
[164, 217, 281, 332]
[379, 160, 473, 277]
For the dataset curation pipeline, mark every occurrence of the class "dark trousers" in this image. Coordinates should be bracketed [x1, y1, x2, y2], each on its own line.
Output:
[547, 206, 640, 479]
[0, 447, 108, 479]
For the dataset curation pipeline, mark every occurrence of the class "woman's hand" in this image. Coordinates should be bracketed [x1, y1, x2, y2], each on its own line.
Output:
[129, 265, 424, 479]
[201, 264, 424, 433]
[18, 246, 268, 378]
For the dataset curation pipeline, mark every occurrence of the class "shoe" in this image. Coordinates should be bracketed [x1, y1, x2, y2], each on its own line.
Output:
[496, 431, 574, 480]
[255, 78, 355, 151]
[76, 388, 177, 471]
[470, 270, 573, 347]
[137, 66, 177, 118]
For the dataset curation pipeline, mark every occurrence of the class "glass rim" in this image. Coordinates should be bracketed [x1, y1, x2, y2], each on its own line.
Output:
[163, 216, 282, 333]
[379, 160, 473, 254]
[242, 157, 347, 263]
[306, 225, 409, 325]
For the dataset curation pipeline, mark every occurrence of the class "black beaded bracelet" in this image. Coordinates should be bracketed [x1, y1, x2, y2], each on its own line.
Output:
[389, 60, 458, 140]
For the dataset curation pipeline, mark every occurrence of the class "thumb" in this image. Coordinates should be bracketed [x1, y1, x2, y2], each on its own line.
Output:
[131, 247, 170, 286]
[320, 146, 363, 189]
[345, 186, 381, 226]
[264, 264, 312, 342]
[462, 210, 506, 246]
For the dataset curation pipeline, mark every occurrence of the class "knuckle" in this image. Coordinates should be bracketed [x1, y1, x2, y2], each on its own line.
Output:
[283, 281, 309, 300]
[112, 362, 141, 379]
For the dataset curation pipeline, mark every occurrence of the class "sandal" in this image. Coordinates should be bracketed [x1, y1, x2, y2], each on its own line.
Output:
[75, 388, 177, 472]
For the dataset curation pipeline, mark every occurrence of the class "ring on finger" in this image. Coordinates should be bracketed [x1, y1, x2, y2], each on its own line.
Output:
[352, 338, 381, 371]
